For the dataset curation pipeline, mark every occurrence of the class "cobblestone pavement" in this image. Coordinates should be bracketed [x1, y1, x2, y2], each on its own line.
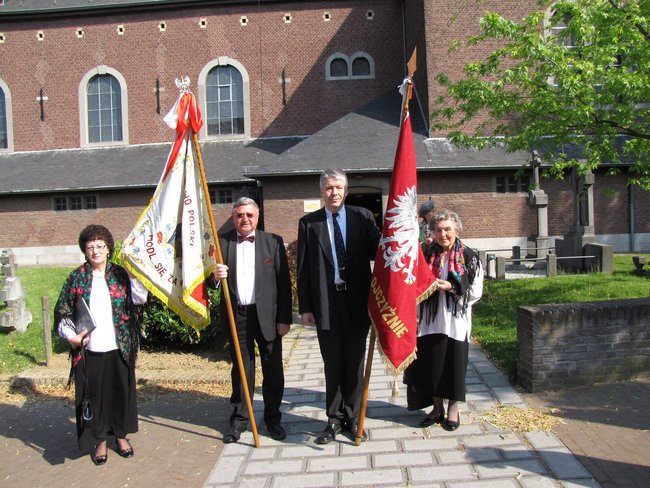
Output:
[6, 325, 643, 487]
[0, 386, 231, 488]
[204, 326, 600, 488]
[525, 378, 650, 488]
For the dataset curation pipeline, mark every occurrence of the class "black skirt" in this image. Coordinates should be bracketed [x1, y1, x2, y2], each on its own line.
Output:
[74, 349, 138, 451]
[404, 333, 469, 409]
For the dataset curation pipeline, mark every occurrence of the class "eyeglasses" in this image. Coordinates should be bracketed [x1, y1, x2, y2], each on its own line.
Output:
[234, 212, 256, 219]
[85, 244, 107, 252]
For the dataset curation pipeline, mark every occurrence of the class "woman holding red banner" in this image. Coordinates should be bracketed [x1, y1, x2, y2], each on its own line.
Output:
[55, 224, 147, 465]
[404, 210, 483, 431]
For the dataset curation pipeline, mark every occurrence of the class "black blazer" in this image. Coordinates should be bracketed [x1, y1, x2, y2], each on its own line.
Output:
[219, 229, 292, 341]
[297, 205, 380, 331]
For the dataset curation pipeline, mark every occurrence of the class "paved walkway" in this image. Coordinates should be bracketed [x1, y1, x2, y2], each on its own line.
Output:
[525, 378, 650, 488]
[204, 325, 599, 488]
[7, 324, 647, 487]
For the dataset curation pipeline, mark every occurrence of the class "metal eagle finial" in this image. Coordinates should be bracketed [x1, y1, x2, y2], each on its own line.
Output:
[175, 76, 191, 93]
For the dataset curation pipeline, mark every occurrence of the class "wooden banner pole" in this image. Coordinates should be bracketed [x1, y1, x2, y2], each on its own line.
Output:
[192, 133, 260, 448]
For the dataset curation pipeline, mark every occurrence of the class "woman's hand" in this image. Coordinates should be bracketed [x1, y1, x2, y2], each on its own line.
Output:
[68, 331, 90, 349]
[436, 279, 454, 293]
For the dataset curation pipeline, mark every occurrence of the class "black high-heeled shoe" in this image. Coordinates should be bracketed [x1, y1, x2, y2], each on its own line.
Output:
[420, 407, 445, 427]
[442, 413, 461, 431]
[91, 444, 108, 465]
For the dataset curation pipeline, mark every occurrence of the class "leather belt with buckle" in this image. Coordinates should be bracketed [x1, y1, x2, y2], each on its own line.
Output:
[334, 283, 347, 292]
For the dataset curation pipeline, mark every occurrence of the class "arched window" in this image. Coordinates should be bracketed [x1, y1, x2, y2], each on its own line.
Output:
[199, 57, 250, 139]
[0, 86, 7, 149]
[87, 74, 123, 143]
[352, 57, 370, 77]
[206, 65, 244, 135]
[79, 67, 128, 147]
[0, 79, 13, 152]
[327, 52, 375, 80]
[330, 58, 349, 77]
[326, 53, 350, 80]
[550, 12, 577, 49]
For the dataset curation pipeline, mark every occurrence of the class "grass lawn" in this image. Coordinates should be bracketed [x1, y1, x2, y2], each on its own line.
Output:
[0, 267, 73, 375]
[472, 254, 650, 382]
[1, 254, 649, 379]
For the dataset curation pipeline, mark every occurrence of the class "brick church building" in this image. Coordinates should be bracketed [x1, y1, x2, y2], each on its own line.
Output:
[0, 0, 647, 265]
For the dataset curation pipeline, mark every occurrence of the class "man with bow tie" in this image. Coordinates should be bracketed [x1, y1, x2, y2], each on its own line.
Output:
[214, 197, 292, 444]
[297, 169, 381, 444]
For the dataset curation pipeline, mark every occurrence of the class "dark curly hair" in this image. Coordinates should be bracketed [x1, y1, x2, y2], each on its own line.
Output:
[78, 224, 115, 255]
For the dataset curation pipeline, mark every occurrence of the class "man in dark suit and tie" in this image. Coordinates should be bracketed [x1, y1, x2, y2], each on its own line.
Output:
[297, 169, 381, 444]
[214, 197, 292, 443]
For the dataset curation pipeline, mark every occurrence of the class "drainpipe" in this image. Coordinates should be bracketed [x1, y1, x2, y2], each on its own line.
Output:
[629, 184, 636, 252]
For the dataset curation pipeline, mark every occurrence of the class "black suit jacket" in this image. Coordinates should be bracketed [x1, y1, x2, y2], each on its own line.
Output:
[219, 229, 292, 341]
[297, 205, 380, 331]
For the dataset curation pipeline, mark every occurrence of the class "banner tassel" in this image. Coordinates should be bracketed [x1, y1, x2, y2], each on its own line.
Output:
[392, 375, 400, 398]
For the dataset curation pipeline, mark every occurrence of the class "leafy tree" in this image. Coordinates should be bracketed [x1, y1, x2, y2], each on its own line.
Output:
[432, 0, 650, 188]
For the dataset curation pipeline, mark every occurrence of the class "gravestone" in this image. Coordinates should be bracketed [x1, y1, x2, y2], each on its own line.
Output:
[0, 249, 33, 332]
[555, 168, 612, 272]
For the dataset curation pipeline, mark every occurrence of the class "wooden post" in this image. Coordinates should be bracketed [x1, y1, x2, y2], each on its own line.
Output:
[42, 296, 52, 367]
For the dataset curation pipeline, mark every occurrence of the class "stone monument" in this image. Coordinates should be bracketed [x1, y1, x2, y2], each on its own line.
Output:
[526, 151, 549, 267]
[555, 168, 613, 273]
[0, 249, 33, 332]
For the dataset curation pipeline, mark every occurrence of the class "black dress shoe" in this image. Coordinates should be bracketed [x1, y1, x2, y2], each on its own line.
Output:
[267, 424, 287, 441]
[442, 413, 461, 431]
[223, 425, 246, 444]
[91, 444, 108, 466]
[420, 408, 445, 427]
[116, 439, 134, 458]
[315, 423, 342, 445]
[346, 422, 368, 442]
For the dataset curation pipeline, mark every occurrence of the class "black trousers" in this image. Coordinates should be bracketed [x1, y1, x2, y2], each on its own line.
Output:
[228, 304, 284, 429]
[316, 290, 369, 426]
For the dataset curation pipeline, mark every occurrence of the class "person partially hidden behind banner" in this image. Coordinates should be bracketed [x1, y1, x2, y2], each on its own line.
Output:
[418, 200, 436, 250]
[55, 225, 148, 465]
[213, 197, 292, 443]
[404, 210, 484, 431]
[297, 169, 381, 444]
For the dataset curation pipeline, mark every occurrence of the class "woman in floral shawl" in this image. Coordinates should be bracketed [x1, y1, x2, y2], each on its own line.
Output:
[55, 225, 147, 465]
[405, 210, 483, 431]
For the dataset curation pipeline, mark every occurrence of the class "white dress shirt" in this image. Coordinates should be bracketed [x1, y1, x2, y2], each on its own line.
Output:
[325, 206, 347, 284]
[236, 231, 256, 305]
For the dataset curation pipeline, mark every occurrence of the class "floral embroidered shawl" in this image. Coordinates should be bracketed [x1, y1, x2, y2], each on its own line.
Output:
[54, 261, 140, 367]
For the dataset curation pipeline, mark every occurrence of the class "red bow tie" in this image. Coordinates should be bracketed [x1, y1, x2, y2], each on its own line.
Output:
[237, 235, 255, 244]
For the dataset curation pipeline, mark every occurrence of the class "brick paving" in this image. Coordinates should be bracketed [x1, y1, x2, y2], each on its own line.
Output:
[6, 325, 645, 487]
[525, 378, 650, 488]
[203, 326, 598, 488]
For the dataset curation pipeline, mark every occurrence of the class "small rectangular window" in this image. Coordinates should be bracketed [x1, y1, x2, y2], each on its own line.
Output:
[84, 195, 97, 209]
[54, 197, 67, 211]
[495, 175, 528, 194]
[69, 196, 83, 210]
[53, 194, 99, 211]
[218, 189, 233, 204]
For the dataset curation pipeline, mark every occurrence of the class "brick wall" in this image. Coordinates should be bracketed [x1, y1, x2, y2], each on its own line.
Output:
[517, 299, 650, 392]
[0, 189, 234, 248]
[0, 0, 403, 151]
[424, 1, 539, 137]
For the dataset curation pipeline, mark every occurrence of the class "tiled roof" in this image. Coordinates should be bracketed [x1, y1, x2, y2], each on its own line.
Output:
[0, 137, 303, 195]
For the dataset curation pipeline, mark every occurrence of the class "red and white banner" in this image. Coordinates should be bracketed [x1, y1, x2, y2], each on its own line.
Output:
[368, 78, 437, 373]
[122, 91, 217, 330]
